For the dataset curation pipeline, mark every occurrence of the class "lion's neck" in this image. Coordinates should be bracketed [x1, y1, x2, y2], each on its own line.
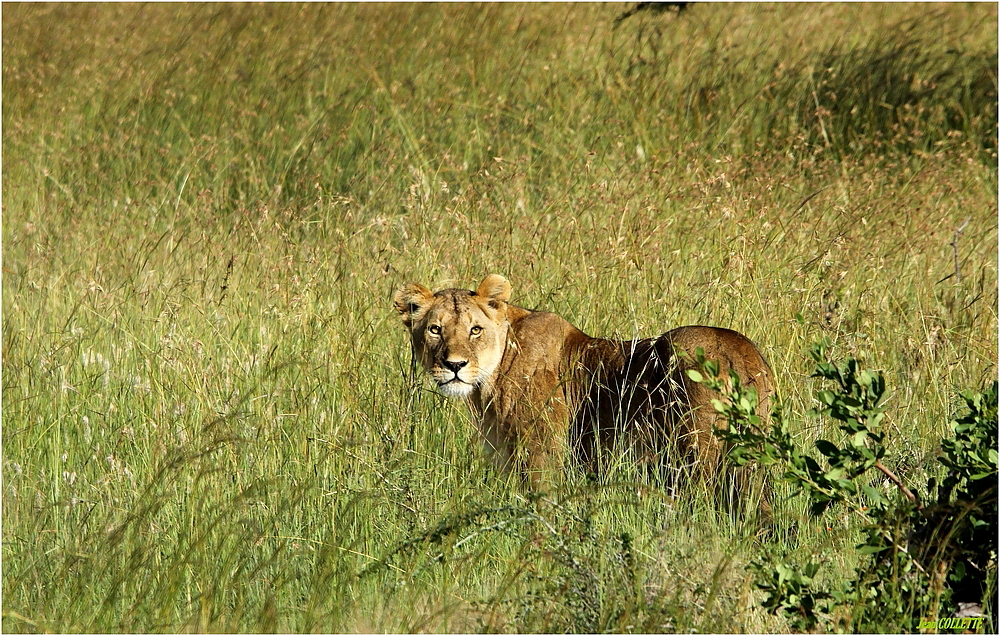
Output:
[469, 305, 606, 414]
[468, 306, 530, 414]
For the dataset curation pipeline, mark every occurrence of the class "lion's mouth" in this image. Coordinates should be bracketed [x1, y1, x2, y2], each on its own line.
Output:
[436, 375, 475, 397]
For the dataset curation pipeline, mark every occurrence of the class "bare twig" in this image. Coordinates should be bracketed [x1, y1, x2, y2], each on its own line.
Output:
[218, 254, 235, 305]
[950, 217, 971, 284]
[875, 460, 923, 512]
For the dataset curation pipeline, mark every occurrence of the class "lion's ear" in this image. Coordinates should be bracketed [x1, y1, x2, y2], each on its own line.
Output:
[393, 283, 434, 327]
[475, 274, 511, 310]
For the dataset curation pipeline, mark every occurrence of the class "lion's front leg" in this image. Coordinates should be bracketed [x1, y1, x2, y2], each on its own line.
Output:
[519, 398, 571, 490]
[476, 411, 517, 474]
[479, 372, 572, 489]
[476, 418, 563, 489]
[523, 440, 567, 490]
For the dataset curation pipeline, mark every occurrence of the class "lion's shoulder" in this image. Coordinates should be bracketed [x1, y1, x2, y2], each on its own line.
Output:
[508, 308, 589, 357]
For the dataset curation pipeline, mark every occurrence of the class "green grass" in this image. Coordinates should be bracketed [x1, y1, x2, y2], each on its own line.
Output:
[3, 3, 997, 632]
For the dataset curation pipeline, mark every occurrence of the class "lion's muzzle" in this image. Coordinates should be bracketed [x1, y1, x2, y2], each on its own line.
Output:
[433, 358, 477, 397]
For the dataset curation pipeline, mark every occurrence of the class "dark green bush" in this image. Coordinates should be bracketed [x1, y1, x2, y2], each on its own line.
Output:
[692, 342, 997, 632]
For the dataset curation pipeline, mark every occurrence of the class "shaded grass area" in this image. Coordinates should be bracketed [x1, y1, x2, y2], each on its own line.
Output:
[610, 4, 996, 160]
[3, 3, 997, 632]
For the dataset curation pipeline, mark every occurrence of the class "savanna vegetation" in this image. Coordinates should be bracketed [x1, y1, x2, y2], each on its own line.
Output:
[3, 3, 996, 632]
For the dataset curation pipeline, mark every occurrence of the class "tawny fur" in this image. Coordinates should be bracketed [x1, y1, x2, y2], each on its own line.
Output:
[393, 274, 774, 494]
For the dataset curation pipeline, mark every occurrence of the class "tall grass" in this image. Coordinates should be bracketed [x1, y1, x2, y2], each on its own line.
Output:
[3, 3, 997, 632]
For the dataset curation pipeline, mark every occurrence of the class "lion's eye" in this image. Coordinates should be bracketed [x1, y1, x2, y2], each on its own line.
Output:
[470, 326, 483, 336]
[428, 325, 442, 335]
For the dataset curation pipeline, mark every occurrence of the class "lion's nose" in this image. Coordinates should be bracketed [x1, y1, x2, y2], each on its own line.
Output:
[443, 359, 468, 374]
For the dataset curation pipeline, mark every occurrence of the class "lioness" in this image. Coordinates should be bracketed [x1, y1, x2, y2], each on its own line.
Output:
[394, 274, 774, 500]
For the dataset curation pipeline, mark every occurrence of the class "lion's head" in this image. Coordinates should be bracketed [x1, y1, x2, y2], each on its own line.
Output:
[393, 274, 512, 398]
